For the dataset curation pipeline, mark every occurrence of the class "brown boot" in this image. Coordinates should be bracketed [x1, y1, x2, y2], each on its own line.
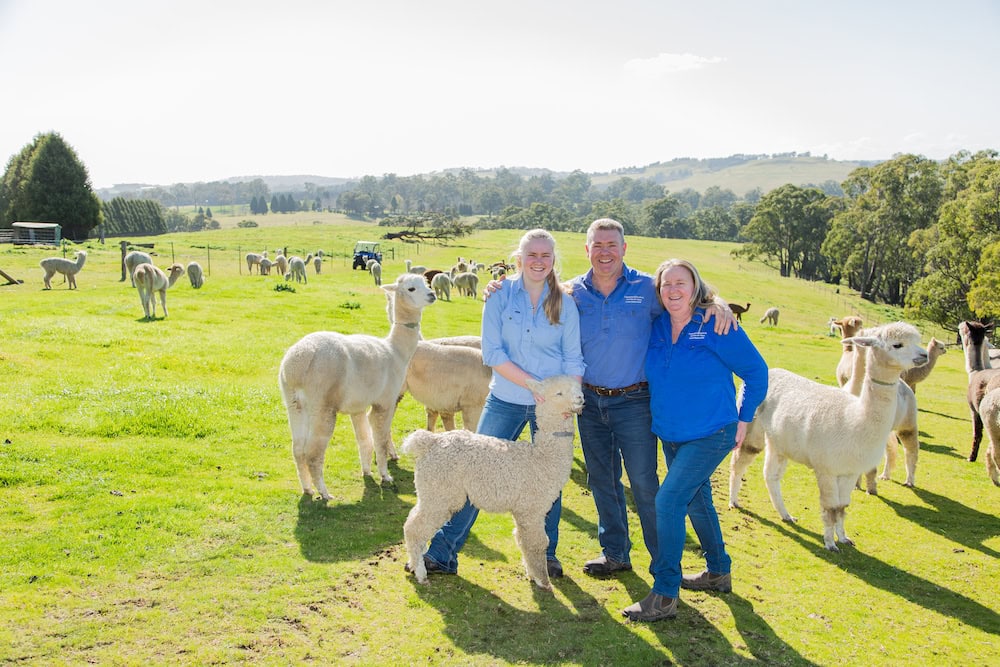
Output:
[621, 593, 677, 622]
[680, 570, 732, 592]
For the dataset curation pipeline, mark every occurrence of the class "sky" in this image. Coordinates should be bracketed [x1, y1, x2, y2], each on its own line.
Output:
[1, 0, 998, 189]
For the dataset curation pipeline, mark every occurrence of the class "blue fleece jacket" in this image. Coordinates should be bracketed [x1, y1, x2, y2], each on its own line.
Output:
[645, 307, 768, 442]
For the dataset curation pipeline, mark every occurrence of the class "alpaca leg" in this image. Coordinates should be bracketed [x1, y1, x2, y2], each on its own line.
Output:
[348, 412, 375, 478]
[762, 446, 794, 521]
[424, 409, 439, 431]
[879, 433, 898, 482]
[43, 269, 54, 289]
[896, 427, 920, 487]
[461, 405, 482, 433]
[833, 475, 856, 547]
[404, 497, 462, 584]
[299, 411, 337, 500]
[440, 412, 457, 431]
[367, 405, 396, 482]
[970, 411, 983, 462]
[512, 513, 551, 590]
[158, 290, 168, 318]
[68, 272, 77, 289]
[987, 440, 1000, 486]
[814, 473, 843, 551]
[860, 468, 878, 495]
[728, 442, 760, 509]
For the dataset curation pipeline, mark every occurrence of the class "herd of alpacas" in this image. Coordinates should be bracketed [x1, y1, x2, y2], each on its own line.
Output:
[36, 246, 997, 590]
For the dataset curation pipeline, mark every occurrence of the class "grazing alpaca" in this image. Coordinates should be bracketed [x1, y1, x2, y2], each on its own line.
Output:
[40, 250, 87, 290]
[728, 303, 751, 323]
[245, 252, 264, 274]
[278, 274, 436, 496]
[273, 254, 288, 277]
[403, 375, 584, 589]
[430, 272, 452, 301]
[370, 261, 383, 287]
[759, 307, 779, 326]
[959, 321, 1000, 462]
[899, 338, 946, 394]
[124, 251, 153, 287]
[187, 261, 204, 289]
[730, 322, 928, 551]
[452, 271, 479, 298]
[134, 263, 185, 320]
[285, 256, 307, 283]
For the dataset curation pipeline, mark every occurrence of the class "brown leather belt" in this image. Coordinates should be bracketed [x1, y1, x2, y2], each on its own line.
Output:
[583, 381, 648, 397]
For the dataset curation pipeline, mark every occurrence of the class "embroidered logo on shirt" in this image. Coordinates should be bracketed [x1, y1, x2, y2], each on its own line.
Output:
[624, 295, 644, 304]
[688, 331, 707, 341]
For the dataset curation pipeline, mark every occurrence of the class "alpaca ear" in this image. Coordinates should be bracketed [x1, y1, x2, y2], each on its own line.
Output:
[843, 336, 876, 348]
[381, 282, 397, 295]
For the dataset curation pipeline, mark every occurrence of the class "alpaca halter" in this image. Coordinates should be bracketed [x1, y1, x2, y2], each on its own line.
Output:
[400, 322, 420, 329]
[867, 377, 898, 387]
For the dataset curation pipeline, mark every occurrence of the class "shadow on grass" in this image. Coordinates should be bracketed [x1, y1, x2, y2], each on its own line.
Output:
[294, 461, 414, 563]
[880, 486, 1000, 559]
[410, 570, 814, 665]
[743, 508, 1000, 636]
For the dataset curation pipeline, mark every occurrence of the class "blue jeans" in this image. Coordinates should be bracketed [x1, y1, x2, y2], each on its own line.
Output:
[651, 423, 736, 599]
[423, 394, 563, 572]
[577, 386, 660, 567]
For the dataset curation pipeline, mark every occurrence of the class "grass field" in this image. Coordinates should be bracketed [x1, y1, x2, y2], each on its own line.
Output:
[1, 213, 997, 665]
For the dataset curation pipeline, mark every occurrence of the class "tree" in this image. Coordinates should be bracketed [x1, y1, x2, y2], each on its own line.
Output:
[0, 132, 102, 240]
[737, 184, 832, 278]
[824, 155, 943, 303]
[906, 151, 1000, 329]
[642, 195, 691, 239]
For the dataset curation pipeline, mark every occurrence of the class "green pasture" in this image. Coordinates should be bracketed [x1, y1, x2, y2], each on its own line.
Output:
[1, 214, 996, 665]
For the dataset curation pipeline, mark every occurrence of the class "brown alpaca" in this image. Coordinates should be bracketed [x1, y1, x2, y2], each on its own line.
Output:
[728, 303, 751, 323]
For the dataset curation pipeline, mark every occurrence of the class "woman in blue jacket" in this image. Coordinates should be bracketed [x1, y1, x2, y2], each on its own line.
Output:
[623, 258, 768, 622]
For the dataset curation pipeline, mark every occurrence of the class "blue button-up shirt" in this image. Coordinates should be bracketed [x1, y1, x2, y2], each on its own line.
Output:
[568, 263, 662, 389]
[481, 275, 586, 405]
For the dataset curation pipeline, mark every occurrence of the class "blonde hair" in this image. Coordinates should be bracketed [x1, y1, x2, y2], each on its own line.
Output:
[512, 229, 563, 325]
[653, 258, 717, 311]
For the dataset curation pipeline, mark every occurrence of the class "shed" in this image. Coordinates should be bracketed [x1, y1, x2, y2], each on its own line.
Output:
[11, 222, 62, 245]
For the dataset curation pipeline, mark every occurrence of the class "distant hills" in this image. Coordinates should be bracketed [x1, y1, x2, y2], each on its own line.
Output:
[97, 154, 879, 200]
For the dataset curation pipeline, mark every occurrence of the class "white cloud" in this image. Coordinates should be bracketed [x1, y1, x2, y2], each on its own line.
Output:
[623, 52, 726, 77]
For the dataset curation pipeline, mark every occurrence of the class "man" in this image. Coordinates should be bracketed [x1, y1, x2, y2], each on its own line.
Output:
[568, 218, 734, 576]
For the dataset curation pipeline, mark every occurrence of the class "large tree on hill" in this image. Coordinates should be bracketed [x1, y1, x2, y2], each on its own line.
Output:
[0, 132, 102, 240]
[822, 154, 943, 304]
[736, 184, 832, 278]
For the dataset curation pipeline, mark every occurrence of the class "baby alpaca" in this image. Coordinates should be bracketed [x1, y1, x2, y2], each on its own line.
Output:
[730, 322, 927, 551]
[40, 250, 87, 290]
[279, 274, 436, 496]
[134, 263, 185, 320]
[759, 307, 779, 326]
[403, 375, 584, 589]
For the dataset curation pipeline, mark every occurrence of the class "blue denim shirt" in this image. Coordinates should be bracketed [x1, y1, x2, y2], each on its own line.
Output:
[645, 308, 769, 442]
[568, 263, 662, 389]
[481, 275, 586, 405]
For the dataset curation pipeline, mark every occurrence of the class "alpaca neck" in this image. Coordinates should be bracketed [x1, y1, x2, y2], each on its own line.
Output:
[964, 338, 988, 374]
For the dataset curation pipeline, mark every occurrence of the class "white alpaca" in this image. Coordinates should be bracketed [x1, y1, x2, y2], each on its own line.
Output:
[842, 334, 922, 490]
[259, 258, 273, 275]
[730, 322, 928, 551]
[273, 254, 288, 277]
[402, 374, 584, 589]
[759, 307, 779, 326]
[958, 320, 1000, 462]
[899, 338, 946, 394]
[124, 251, 152, 287]
[402, 337, 491, 432]
[452, 271, 479, 298]
[313, 256, 322, 274]
[977, 388, 1000, 486]
[278, 274, 436, 496]
[40, 250, 87, 290]
[833, 316, 865, 386]
[186, 261, 205, 289]
[245, 252, 264, 274]
[430, 272, 452, 301]
[134, 263, 185, 320]
[827, 317, 839, 336]
[405, 259, 427, 274]
[369, 261, 382, 287]
[285, 256, 307, 283]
